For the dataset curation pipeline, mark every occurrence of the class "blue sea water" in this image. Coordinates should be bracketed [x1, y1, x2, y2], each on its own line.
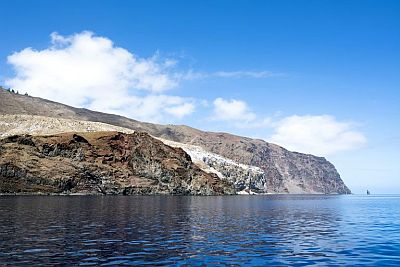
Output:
[0, 195, 399, 266]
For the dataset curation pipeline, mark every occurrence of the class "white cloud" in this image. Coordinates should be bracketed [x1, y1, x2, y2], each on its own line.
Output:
[269, 115, 367, 156]
[211, 97, 366, 156]
[5, 31, 194, 122]
[211, 97, 273, 129]
[165, 102, 195, 119]
[212, 97, 256, 122]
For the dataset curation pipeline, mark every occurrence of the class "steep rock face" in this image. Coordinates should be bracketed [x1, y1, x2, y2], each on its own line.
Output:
[168, 132, 350, 194]
[0, 115, 268, 192]
[160, 138, 268, 192]
[0, 89, 351, 194]
[0, 131, 235, 195]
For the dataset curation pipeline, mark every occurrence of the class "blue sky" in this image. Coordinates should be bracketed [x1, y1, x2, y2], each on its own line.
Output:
[0, 0, 399, 193]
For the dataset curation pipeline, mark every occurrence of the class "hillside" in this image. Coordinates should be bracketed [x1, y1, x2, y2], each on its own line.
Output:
[0, 88, 351, 194]
[0, 114, 135, 138]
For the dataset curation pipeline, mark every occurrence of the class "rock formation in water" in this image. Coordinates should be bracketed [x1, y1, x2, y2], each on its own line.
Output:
[0, 88, 351, 194]
[0, 131, 235, 195]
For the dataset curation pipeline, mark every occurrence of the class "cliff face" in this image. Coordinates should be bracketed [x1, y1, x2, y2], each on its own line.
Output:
[0, 89, 351, 194]
[0, 131, 235, 195]
[0, 115, 269, 193]
[157, 129, 350, 194]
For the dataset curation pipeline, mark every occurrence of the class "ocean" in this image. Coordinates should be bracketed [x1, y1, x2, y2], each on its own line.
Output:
[0, 195, 399, 266]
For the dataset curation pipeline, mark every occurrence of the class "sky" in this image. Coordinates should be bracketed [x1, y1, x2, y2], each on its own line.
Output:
[0, 0, 399, 193]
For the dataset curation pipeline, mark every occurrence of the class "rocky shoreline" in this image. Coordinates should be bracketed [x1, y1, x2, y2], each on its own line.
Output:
[0, 132, 235, 195]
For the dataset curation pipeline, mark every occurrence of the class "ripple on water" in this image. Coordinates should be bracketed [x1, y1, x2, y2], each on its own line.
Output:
[0, 195, 399, 266]
[23, 249, 49, 253]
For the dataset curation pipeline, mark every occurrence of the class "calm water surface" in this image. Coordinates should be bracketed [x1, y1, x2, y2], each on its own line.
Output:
[0, 195, 399, 266]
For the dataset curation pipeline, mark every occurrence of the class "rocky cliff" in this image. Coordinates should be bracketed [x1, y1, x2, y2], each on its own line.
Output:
[0, 88, 351, 194]
[0, 115, 268, 193]
[0, 131, 235, 195]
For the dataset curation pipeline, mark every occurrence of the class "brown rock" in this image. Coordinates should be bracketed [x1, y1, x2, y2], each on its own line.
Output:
[0, 132, 235, 195]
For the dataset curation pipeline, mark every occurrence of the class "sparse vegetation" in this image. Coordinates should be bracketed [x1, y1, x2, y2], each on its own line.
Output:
[1, 86, 28, 96]
[1, 86, 17, 94]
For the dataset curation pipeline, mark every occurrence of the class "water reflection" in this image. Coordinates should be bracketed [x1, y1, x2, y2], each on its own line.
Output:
[0, 195, 399, 266]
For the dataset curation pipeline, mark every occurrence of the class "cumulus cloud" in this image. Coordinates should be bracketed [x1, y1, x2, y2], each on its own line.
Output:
[211, 97, 272, 129]
[212, 97, 256, 122]
[269, 115, 367, 156]
[211, 97, 366, 156]
[5, 31, 194, 122]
